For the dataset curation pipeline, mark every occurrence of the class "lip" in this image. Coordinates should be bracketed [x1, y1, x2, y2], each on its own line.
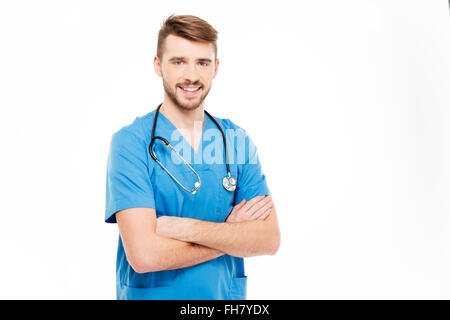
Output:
[178, 86, 202, 97]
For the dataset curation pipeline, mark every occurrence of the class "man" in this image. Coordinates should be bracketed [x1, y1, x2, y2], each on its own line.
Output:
[105, 14, 280, 300]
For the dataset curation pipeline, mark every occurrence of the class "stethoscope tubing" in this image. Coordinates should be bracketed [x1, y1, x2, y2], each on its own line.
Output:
[149, 103, 233, 194]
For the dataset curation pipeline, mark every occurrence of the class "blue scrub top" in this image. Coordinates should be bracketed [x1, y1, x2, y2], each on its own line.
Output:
[105, 108, 270, 300]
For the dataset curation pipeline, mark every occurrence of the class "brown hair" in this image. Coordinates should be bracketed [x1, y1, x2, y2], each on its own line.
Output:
[157, 14, 219, 60]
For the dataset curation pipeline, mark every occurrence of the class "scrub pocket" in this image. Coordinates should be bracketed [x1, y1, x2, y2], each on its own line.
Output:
[119, 269, 181, 300]
[229, 276, 247, 300]
[119, 283, 177, 300]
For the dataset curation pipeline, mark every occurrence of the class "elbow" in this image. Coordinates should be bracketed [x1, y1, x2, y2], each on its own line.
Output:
[128, 252, 164, 274]
[131, 259, 163, 274]
[124, 237, 168, 273]
[248, 227, 280, 257]
[130, 263, 147, 274]
[129, 257, 151, 274]
[131, 260, 152, 274]
[268, 232, 281, 256]
[248, 234, 280, 258]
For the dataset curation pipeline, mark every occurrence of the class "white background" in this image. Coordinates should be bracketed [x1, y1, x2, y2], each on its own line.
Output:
[0, 0, 449, 299]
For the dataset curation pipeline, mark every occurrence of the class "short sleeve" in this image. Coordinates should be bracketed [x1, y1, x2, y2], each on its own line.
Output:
[234, 129, 271, 204]
[105, 129, 155, 223]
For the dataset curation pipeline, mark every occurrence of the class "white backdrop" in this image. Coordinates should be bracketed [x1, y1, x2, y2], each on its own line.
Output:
[0, 0, 449, 299]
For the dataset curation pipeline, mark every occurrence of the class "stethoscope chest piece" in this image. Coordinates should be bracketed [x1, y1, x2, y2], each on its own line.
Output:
[223, 175, 237, 192]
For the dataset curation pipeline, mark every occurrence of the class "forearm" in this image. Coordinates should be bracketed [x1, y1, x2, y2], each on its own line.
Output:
[135, 235, 224, 273]
[162, 217, 279, 258]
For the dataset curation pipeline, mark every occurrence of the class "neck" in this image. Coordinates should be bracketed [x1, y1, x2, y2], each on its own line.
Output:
[159, 97, 205, 131]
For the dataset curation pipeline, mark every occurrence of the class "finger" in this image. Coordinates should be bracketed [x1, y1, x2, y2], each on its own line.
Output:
[227, 199, 247, 222]
[246, 196, 272, 216]
[242, 195, 268, 211]
[241, 197, 265, 212]
[251, 201, 273, 219]
[257, 208, 272, 220]
[248, 199, 272, 218]
[232, 199, 247, 212]
[237, 199, 247, 208]
[247, 196, 272, 216]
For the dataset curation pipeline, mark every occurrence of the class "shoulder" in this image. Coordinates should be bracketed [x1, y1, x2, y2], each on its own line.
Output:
[108, 110, 158, 168]
[107, 110, 157, 172]
[111, 109, 156, 145]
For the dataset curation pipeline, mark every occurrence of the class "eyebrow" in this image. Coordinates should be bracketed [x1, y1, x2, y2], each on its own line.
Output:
[168, 57, 213, 63]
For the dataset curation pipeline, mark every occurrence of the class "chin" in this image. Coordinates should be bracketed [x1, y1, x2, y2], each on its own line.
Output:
[177, 98, 203, 111]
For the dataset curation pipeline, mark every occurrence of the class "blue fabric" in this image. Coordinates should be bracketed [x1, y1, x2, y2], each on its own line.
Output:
[105, 108, 270, 300]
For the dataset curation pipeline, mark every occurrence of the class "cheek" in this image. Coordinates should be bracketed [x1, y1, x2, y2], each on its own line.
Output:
[200, 76, 212, 88]
[162, 66, 180, 82]
[203, 70, 216, 85]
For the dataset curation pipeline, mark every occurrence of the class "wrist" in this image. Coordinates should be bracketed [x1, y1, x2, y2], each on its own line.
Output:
[172, 217, 197, 242]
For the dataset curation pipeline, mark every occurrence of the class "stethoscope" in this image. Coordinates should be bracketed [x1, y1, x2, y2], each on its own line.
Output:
[149, 103, 237, 194]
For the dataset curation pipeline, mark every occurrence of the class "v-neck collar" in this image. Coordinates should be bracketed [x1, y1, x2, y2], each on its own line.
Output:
[157, 109, 211, 155]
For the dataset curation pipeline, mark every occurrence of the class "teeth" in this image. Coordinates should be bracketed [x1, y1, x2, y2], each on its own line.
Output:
[182, 87, 200, 92]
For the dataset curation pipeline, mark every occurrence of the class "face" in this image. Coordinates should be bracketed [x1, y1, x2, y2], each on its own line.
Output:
[154, 34, 219, 111]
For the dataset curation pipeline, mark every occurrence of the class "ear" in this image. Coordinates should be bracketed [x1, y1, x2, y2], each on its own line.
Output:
[154, 56, 162, 77]
[213, 58, 219, 79]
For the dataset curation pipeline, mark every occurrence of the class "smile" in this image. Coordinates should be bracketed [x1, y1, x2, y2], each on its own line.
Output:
[178, 86, 202, 97]
[182, 87, 200, 92]
[179, 86, 201, 95]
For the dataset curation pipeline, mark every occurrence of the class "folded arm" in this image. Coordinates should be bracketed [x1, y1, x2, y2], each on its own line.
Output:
[156, 198, 281, 258]
[116, 207, 224, 273]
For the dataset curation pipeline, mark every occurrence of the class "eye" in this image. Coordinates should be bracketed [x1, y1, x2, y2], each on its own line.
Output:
[198, 62, 209, 67]
[174, 61, 184, 65]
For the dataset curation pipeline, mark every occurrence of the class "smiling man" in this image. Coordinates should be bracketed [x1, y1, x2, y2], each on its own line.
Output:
[105, 14, 280, 300]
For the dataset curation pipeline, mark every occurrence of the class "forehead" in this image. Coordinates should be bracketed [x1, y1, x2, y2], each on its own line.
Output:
[163, 34, 214, 60]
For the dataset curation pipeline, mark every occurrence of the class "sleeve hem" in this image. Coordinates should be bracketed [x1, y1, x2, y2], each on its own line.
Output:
[235, 184, 271, 205]
[105, 198, 156, 224]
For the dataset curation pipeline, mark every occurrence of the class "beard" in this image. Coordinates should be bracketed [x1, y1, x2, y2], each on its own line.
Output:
[162, 76, 211, 111]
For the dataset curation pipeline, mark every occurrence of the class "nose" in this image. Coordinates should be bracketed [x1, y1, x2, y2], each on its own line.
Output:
[183, 62, 200, 83]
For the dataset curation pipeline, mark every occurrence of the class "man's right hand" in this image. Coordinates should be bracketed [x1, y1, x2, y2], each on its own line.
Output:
[225, 195, 273, 223]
